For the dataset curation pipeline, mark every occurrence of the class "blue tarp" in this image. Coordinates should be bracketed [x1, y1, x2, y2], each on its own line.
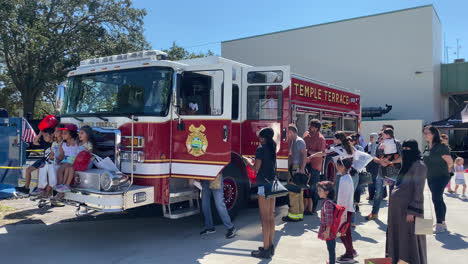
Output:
[0, 183, 15, 199]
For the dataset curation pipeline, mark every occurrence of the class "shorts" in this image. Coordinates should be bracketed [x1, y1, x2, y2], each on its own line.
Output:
[31, 158, 46, 169]
[62, 156, 76, 164]
[455, 178, 466, 185]
[258, 186, 265, 197]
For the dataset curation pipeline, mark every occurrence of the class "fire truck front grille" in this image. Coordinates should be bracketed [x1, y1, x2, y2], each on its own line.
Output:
[92, 128, 121, 169]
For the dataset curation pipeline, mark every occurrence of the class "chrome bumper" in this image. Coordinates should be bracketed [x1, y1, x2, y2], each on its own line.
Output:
[63, 185, 154, 212]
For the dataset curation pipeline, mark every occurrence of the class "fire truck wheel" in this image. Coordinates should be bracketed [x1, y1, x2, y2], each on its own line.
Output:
[324, 157, 336, 183]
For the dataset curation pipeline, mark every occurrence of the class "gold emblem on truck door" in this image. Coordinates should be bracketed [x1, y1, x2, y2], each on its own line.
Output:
[186, 125, 208, 157]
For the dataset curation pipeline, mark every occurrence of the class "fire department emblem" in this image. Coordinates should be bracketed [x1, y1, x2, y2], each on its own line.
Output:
[186, 125, 208, 157]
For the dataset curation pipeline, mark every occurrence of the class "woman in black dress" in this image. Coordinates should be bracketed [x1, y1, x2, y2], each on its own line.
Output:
[386, 139, 427, 264]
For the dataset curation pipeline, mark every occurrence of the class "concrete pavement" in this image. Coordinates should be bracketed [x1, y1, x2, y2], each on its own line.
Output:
[1, 189, 467, 264]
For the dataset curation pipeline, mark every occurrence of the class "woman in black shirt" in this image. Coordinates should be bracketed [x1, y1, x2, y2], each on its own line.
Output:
[422, 126, 453, 233]
[244, 127, 277, 259]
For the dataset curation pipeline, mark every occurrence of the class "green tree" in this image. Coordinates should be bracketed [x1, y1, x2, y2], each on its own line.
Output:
[0, 64, 22, 115]
[0, 0, 150, 116]
[163, 42, 215, 61]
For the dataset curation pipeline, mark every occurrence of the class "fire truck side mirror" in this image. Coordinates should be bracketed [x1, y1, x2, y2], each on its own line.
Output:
[173, 72, 183, 108]
[56, 84, 66, 113]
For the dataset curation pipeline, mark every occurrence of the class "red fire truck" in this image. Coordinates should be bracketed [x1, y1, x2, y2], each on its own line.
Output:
[49, 50, 360, 218]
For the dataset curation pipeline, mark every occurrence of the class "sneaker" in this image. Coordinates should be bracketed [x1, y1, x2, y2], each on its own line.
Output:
[251, 247, 271, 259]
[442, 222, 448, 231]
[14, 186, 30, 196]
[200, 228, 216, 235]
[365, 213, 379, 221]
[434, 224, 447, 234]
[304, 210, 314, 216]
[353, 250, 359, 258]
[226, 226, 237, 239]
[54, 193, 65, 201]
[50, 197, 65, 207]
[259, 245, 275, 256]
[461, 194, 467, 198]
[336, 255, 354, 263]
[30, 187, 43, 196]
[56, 185, 70, 193]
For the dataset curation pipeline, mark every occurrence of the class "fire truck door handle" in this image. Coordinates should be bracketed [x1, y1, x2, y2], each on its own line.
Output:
[223, 125, 228, 142]
[282, 128, 287, 141]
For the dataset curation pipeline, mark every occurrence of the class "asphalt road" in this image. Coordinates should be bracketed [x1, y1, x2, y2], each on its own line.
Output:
[1, 189, 468, 264]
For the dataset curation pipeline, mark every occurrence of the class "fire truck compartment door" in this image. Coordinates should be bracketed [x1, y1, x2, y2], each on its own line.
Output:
[171, 64, 232, 180]
[241, 66, 290, 172]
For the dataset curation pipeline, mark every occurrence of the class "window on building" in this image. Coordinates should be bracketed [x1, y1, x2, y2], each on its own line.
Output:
[247, 85, 282, 120]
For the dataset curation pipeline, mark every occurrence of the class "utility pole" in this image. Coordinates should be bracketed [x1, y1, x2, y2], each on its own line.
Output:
[456, 38, 461, 59]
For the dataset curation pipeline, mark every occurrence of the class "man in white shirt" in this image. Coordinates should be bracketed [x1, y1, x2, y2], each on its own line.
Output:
[335, 158, 356, 263]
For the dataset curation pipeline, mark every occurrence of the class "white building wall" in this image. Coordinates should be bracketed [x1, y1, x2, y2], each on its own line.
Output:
[361, 120, 425, 151]
[222, 5, 441, 123]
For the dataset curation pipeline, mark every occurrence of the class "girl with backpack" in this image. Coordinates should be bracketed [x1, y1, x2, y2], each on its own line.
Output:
[335, 158, 357, 263]
[317, 181, 337, 264]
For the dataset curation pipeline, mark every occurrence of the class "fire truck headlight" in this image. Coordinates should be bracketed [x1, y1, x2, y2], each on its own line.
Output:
[120, 151, 145, 163]
[100, 171, 112, 191]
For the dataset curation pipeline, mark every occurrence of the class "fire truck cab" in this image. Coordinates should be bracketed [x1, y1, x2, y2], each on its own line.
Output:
[41, 50, 359, 219]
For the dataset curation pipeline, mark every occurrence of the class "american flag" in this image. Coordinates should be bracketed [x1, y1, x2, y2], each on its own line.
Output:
[22, 118, 37, 143]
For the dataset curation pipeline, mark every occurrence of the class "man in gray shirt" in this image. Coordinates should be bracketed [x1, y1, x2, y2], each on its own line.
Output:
[283, 124, 307, 222]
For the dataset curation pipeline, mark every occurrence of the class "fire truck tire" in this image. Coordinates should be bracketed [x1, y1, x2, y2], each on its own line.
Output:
[324, 157, 336, 183]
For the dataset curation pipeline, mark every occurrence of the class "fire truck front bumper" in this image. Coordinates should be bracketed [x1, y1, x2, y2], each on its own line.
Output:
[63, 185, 154, 212]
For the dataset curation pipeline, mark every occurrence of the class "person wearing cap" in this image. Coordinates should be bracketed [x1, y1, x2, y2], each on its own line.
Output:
[15, 127, 55, 196]
[303, 119, 326, 215]
[282, 124, 307, 222]
[55, 124, 80, 197]
[244, 127, 277, 258]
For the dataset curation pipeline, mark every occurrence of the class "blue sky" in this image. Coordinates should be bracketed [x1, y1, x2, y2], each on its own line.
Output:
[132, 0, 467, 63]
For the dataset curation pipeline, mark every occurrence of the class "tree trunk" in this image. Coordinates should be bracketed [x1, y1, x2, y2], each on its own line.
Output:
[22, 92, 37, 120]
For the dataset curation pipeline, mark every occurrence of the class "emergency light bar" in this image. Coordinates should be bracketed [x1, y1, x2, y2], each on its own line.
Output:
[79, 50, 169, 67]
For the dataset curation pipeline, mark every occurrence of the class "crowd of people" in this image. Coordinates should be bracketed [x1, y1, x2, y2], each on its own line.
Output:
[13, 114, 463, 263]
[234, 120, 461, 263]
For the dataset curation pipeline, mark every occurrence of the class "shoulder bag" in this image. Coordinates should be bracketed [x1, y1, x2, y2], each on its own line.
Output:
[264, 158, 288, 198]
[415, 186, 434, 235]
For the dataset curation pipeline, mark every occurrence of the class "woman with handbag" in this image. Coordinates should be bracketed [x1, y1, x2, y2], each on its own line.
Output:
[386, 140, 427, 264]
[243, 127, 277, 259]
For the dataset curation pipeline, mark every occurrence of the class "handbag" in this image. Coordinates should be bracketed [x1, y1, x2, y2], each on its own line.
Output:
[263, 158, 288, 198]
[264, 177, 288, 198]
[73, 151, 92, 172]
[364, 258, 392, 264]
[358, 171, 372, 185]
[92, 154, 119, 172]
[415, 185, 434, 235]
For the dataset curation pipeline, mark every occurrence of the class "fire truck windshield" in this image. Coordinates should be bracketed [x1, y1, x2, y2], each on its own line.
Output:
[62, 67, 173, 117]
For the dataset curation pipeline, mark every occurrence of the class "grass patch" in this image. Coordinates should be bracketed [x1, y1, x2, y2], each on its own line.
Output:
[0, 204, 16, 212]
